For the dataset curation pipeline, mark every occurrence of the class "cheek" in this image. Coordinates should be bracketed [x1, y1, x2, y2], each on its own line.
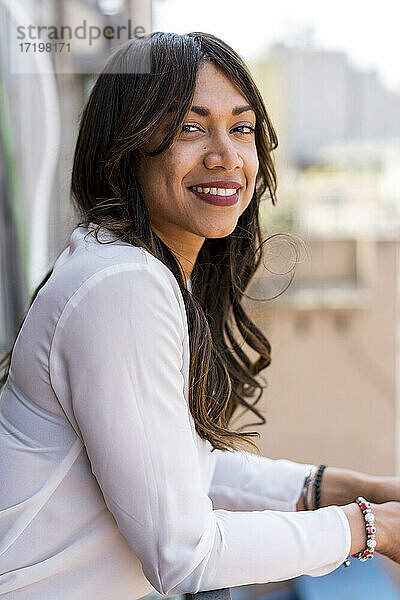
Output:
[243, 150, 259, 201]
[160, 145, 192, 177]
[143, 154, 187, 213]
[165, 145, 199, 182]
[241, 156, 258, 199]
[240, 142, 258, 179]
[142, 159, 174, 205]
[248, 147, 259, 178]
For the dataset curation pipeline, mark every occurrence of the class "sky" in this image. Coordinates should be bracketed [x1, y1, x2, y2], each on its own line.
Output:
[152, 0, 400, 95]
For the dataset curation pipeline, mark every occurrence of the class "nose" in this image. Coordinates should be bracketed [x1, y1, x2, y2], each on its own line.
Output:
[203, 131, 244, 171]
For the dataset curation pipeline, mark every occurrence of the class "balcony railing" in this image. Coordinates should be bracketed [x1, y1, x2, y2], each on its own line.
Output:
[185, 589, 231, 600]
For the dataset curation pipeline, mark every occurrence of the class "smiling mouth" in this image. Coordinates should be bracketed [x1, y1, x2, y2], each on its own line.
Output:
[190, 185, 239, 196]
[189, 186, 240, 207]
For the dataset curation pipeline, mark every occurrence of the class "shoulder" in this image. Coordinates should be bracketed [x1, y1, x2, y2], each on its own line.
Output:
[48, 224, 185, 319]
[56, 260, 187, 350]
[43, 224, 188, 348]
[53, 224, 180, 297]
[59, 260, 185, 332]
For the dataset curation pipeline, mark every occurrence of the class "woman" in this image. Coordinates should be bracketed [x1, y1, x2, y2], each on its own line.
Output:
[0, 30, 400, 600]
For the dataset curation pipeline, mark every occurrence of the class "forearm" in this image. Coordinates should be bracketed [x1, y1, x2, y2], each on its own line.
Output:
[296, 467, 397, 559]
[296, 466, 375, 511]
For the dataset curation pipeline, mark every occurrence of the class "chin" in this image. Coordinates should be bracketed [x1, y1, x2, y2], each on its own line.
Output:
[204, 225, 237, 239]
[191, 218, 240, 240]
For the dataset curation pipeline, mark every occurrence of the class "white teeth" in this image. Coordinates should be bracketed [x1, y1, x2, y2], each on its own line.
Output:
[192, 186, 237, 196]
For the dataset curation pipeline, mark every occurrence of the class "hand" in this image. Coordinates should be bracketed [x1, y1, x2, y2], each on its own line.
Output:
[342, 501, 400, 565]
[373, 502, 400, 564]
[364, 475, 400, 505]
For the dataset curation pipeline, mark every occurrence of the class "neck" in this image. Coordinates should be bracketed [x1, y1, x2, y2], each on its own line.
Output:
[152, 226, 204, 283]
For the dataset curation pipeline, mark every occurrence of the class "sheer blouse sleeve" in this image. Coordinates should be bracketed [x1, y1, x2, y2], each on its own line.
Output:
[209, 448, 316, 512]
[49, 263, 351, 596]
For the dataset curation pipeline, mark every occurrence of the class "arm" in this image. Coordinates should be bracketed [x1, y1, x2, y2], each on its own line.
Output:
[302, 466, 386, 508]
[50, 263, 352, 595]
[208, 447, 385, 513]
[209, 449, 315, 512]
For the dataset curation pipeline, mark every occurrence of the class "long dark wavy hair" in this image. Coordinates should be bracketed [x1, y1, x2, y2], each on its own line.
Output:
[1, 31, 286, 453]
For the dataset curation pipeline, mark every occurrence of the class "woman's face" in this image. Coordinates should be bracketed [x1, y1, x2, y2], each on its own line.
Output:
[135, 61, 259, 260]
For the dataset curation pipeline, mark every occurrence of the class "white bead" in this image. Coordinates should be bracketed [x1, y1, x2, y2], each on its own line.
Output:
[367, 539, 377, 549]
[365, 513, 374, 523]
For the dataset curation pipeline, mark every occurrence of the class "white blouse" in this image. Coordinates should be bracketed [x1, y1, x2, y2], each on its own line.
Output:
[0, 223, 351, 600]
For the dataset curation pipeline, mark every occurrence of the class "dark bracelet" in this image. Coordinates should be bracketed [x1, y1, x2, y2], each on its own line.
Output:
[315, 464, 327, 510]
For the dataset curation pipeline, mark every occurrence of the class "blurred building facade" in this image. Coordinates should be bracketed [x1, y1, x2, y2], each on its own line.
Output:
[252, 42, 400, 165]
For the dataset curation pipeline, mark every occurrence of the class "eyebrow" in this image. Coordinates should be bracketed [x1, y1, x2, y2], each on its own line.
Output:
[189, 104, 255, 117]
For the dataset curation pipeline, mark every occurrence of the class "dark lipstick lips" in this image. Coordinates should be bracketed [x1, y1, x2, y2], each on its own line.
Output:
[189, 187, 239, 206]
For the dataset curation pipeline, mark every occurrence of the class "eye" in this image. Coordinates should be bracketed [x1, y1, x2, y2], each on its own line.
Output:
[181, 123, 255, 135]
[180, 124, 201, 134]
[234, 125, 255, 136]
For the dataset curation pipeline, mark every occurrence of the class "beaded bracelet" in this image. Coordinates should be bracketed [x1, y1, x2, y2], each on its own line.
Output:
[343, 496, 376, 567]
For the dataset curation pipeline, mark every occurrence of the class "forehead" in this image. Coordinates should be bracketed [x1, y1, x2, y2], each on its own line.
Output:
[192, 62, 250, 109]
[165, 63, 255, 119]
